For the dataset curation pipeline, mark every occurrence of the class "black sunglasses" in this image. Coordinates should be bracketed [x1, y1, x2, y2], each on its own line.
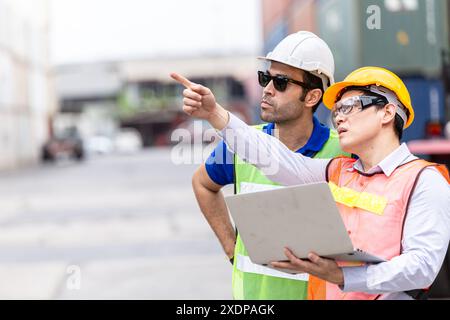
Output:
[258, 71, 311, 92]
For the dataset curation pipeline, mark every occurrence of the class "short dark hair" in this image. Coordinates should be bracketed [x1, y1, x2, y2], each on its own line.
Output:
[394, 114, 405, 140]
[372, 101, 408, 141]
[299, 71, 325, 113]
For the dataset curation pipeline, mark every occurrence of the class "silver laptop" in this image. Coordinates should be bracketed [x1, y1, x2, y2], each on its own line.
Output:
[225, 182, 385, 266]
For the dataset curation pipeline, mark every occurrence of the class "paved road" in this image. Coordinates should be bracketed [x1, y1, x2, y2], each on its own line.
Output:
[0, 147, 233, 299]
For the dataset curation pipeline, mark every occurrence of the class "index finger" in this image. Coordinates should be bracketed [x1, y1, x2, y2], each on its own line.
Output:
[170, 73, 193, 89]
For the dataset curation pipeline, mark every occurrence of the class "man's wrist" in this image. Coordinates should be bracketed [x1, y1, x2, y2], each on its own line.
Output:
[226, 238, 237, 265]
[208, 104, 229, 130]
[335, 268, 344, 286]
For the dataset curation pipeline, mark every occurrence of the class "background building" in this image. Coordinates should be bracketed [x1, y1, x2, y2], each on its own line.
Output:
[53, 62, 121, 150]
[0, 0, 56, 170]
[53, 55, 260, 148]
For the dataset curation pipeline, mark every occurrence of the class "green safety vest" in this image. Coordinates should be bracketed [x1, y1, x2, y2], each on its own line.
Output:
[232, 124, 349, 300]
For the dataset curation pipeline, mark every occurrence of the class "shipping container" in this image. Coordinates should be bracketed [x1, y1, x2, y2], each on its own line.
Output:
[288, 0, 318, 34]
[402, 77, 446, 142]
[262, 0, 292, 40]
[263, 19, 289, 55]
[318, 0, 449, 81]
[317, 0, 360, 81]
[263, 0, 319, 55]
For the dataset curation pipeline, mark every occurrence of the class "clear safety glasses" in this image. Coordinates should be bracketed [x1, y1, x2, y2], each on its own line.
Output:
[331, 95, 387, 128]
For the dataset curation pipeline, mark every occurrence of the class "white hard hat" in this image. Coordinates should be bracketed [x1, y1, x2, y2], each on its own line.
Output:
[259, 31, 335, 90]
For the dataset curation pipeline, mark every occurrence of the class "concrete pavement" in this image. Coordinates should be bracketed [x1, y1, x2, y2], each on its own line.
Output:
[0, 147, 233, 299]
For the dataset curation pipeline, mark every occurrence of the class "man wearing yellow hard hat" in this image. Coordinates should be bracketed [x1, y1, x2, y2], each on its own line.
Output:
[172, 66, 450, 300]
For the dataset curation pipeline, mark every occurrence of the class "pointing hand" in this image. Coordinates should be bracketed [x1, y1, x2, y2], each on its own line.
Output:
[170, 73, 229, 130]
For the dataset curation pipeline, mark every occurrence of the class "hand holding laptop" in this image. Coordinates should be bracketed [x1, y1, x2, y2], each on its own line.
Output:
[271, 248, 344, 286]
[224, 182, 386, 270]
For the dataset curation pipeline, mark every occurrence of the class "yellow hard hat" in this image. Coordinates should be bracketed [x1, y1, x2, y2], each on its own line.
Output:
[323, 66, 415, 129]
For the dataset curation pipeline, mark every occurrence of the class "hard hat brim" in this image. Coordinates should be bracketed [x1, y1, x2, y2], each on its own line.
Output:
[257, 56, 293, 68]
[257, 56, 334, 90]
[323, 81, 362, 109]
[323, 81, 415, 129]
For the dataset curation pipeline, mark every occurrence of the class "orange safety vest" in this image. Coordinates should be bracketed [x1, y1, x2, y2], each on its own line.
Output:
[325, 157, 450, 300]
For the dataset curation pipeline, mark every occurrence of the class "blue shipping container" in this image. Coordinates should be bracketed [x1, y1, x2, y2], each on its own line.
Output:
[402, 77, 445, 142]
[263, 19, 289, 56]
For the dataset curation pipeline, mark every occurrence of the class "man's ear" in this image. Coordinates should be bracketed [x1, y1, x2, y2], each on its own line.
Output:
[381, 103, 397, 125]
[304, 89, 323, 109]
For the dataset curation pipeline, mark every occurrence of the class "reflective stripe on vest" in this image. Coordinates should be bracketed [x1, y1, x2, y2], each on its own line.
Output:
[232, 125, 348, 300]
[325, 157, 450, 300]
[240, 182, 284, 194]
[328, 182, 388, 216]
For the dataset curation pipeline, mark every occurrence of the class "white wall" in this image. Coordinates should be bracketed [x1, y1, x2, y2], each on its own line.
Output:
[0, 0, 55, 170]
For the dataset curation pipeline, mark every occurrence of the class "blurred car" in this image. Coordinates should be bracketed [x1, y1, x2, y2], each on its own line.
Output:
[84, 135, 115, 155]
[41, 128, 84, 162]
[114, 128, 143, 154]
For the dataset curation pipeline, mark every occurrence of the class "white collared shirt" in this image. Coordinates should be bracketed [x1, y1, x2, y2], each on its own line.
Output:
[219, 113, 450, 300]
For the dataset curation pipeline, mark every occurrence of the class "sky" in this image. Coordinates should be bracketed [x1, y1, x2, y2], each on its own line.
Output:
[49, 0, 262, 66]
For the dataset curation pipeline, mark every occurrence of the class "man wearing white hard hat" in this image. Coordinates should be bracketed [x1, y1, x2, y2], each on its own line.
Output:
[175, 31, 348, 300]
